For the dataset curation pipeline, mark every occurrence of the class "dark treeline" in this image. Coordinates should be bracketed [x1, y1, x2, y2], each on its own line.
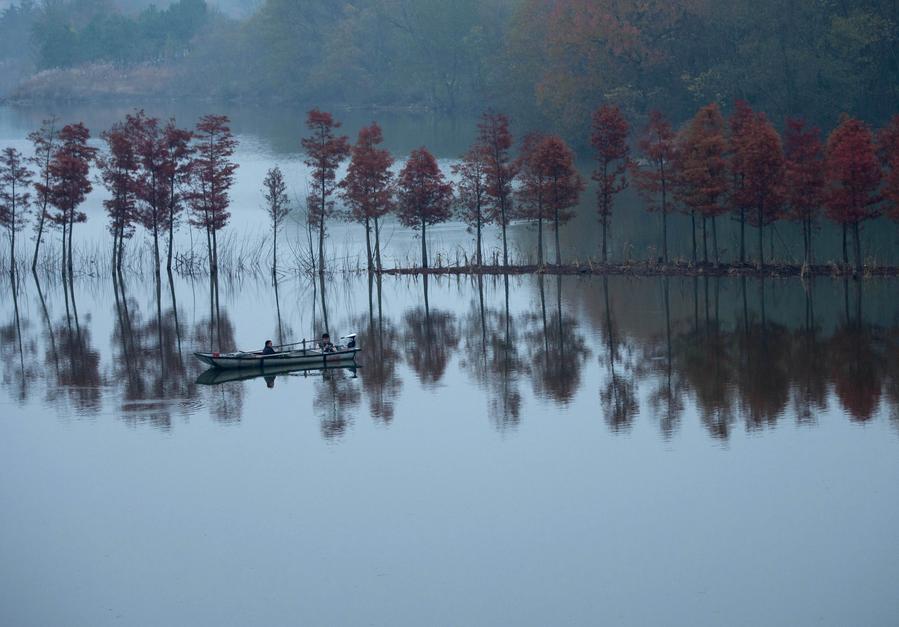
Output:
[4, 104, 899, 278]
[2, 1, 899, 130]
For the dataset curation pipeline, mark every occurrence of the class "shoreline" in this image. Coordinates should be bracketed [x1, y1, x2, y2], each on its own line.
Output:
[380, 260, 899, 279]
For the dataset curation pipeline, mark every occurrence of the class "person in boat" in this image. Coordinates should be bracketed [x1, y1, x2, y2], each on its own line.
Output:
[319, 333, 336, 353]
[262, 340, 276, 355]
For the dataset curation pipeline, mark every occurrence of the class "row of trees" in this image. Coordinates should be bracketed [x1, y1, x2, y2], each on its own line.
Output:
[4, 104, 899, 278]
[628, 103, 899, 272]
[297, 104, 899, 274]
[0, 112, 237, 279]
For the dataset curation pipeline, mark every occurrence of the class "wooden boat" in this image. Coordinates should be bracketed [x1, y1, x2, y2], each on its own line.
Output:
[197, 362, 358, 385]
[194, 334, 359, 370]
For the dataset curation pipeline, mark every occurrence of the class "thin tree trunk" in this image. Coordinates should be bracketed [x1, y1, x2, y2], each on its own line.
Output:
[841, 223, 848, 267]
[661, 208, 668, 263]
[67, 210, 74, 280]
[690, 210, 697, 262]
[555, 209, 562, 267]
[701, 214, 708, 263]
[853, 221, 862, 274]
[712, 215, 719, 266]
[758, 221, 764, 267]
[61, 221, 67, 279]
[212, 229, 218, 277]
[364, 216, 373, 272]
[318, 213, 325, 275]
[500, 203, 508, 268]
[374, 216, 382, 273]
[739, 207, 745, 264]
[273, 223, 278, 277]
[475, 207, 482, 267]
[602, 213, 609, 262]
[537, 216, 544, 267]
[33, 206, 47, 272]
[421, 218, 428, 269]
[167, 203, 175, 272]
[153, 223, 160, 275]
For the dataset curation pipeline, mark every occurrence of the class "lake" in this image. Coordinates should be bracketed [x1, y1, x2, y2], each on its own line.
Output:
[0, 104, 898, 626]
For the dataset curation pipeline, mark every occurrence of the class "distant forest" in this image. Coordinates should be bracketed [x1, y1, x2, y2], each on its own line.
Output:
[2, 1, 898, 132]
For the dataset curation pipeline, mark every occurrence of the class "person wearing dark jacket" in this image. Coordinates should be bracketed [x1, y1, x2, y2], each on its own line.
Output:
[262, 340, 276, 355]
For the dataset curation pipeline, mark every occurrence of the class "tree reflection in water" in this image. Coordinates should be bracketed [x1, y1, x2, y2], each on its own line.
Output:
[111, 270, 200, 428]
[0, 273, 30, 403]
[3, 273, 899, 439]
[645, 277, 684, 439]
[403, 275, 460, 387]
[599, 276, 639, 433]
[315, 367, 361, 440]
[356, 273, 402, 423]
[524, 275, 588, 407]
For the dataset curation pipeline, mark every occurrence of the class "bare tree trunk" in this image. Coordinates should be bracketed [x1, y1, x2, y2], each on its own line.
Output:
[212, 229, 219, 276]
[661, 208, 668, 263]
[167, 204, 175, 272]
[374, 216, 382, 273]
[421, 218, 428, 269]
[758, 218, 765, 268]
[60, 221, 67, 279]
[841, 223, 848, 267]
[555, 209, 562, 267]
[853, 221, 862, 274]
[67, 210, 75, 280]
[701, 214, 708, 263]
[690, 211, 697, 262]
[712, 216, 719, 266]
[500, 202, 508, 267]
[32, 206, 47, 273]
[364, 217, 373, 273]
[537, 216, 544, 267]
[475, 208, 482, 268]
[739, 207, 745, 264]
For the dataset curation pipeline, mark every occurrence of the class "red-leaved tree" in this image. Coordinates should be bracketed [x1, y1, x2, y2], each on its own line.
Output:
[189, 114, 237, 275]
[591, 104, 629, 262]
[48, 123, 97, 279]
[783, 117, 825, 266]
[516, 132, 551, 266]
[479, 111, 516, 267]
[675, 103, 727, 265]
[536, 135, 582, 266]
[632, 110, 676, 263]
[99, 117, 140, 271]
[742, 112, 785, 267]
[162, 120, 193, 273]
[28, 118, 58, 272]
[0, 147, 32, 276]
[452, 142, 490, 267]
[878, 114, 899, 223]
[302, 109, 350, 274]
[825, 115, 881, 272]
[728, 100, 755, 263]
[340, 122, 393, 273]
[396, 147, 453, 269]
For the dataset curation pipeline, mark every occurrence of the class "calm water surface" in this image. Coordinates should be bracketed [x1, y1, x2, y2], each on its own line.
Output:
[0, 104, 898, 626]
[1, 270, 897, 627]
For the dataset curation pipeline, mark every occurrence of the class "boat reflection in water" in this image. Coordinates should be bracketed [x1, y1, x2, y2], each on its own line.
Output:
[197, 362, 360, 387]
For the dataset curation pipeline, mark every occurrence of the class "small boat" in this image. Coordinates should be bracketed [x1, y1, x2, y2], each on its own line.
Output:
[194, 334, 359, 370]
[197, 362, 359, 385]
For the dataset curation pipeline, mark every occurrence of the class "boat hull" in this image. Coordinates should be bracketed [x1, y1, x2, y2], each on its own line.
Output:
[197, 362, 358, 385]
[194, 348, 359, 370]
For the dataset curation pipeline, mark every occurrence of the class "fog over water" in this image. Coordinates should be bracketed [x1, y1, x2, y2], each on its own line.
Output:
[1, 103, 898, 626]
